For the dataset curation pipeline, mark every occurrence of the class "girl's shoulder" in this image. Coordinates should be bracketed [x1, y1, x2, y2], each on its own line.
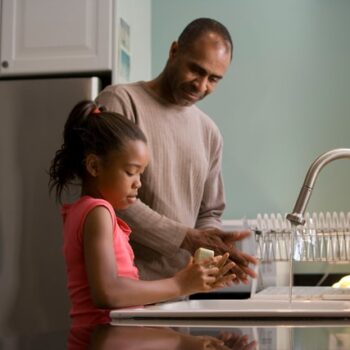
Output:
[62, 196, 115, 223]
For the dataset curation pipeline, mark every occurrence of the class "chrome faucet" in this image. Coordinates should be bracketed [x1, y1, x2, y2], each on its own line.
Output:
[287, 148, 350, 226]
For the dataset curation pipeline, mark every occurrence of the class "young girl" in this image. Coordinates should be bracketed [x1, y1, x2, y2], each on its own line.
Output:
[49, 100, 235, 327]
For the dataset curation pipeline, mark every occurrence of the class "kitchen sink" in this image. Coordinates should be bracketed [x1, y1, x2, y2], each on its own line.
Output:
[110, 299, 350, 319]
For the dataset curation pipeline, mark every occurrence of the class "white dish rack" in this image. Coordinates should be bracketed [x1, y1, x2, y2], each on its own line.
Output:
[254, 212, 350, 263]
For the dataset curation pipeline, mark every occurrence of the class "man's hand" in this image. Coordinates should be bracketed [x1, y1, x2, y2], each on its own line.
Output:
[181, 228, 257, 284]
[217, 331, 257, 350]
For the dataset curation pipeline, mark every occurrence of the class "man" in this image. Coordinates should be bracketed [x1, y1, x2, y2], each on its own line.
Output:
[96, 18, 256, 283]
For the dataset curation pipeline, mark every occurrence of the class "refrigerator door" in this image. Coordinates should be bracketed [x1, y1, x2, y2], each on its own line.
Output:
[0, 77, 100, 335]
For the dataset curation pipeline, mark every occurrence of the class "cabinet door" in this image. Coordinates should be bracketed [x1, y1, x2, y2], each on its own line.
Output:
[0, 0, 113, 75]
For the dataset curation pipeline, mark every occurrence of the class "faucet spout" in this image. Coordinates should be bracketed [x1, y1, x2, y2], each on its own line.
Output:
[287, 148, 350, 226]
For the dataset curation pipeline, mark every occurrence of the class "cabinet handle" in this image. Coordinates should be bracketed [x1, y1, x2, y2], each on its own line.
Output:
[1, 61, 9, 68]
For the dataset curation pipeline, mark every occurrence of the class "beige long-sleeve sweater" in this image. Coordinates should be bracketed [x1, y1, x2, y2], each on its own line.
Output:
[96, 82, 225, 280]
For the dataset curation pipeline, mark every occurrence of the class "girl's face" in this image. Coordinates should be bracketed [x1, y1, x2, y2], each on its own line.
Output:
[87, 140, 149, 209]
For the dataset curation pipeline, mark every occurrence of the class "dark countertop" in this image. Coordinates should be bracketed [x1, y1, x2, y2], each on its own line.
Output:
[1, 319, 350, 350]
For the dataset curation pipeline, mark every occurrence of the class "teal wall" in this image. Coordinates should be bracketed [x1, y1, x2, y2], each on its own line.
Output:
[151, 0, 350, 220]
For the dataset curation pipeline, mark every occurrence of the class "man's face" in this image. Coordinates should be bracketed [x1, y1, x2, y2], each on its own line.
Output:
[165, 32, 231, 107]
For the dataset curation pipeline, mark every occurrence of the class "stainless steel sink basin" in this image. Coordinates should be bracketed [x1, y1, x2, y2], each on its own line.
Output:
[110, 299, 350, 319]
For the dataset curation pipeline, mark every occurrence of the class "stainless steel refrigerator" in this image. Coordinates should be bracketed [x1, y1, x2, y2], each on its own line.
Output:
[0, 77, 101, 336]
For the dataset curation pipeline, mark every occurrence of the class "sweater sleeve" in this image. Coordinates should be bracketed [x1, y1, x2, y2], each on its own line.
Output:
[195, 131, 225, 230]
[117, 201, 188, 256]
[96, 87, 188, 256]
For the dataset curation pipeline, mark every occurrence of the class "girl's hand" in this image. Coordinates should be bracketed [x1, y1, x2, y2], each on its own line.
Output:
[182, 228, 257, 284]
[174, 253, 236, 295]
[211, 252, 237, 289]
[174, 257, 218, 295]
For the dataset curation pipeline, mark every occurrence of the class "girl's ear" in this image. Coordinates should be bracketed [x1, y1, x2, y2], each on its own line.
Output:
[85, 154, 100, 177]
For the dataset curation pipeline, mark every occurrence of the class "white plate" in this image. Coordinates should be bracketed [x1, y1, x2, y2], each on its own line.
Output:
[110, 299, 350, 319]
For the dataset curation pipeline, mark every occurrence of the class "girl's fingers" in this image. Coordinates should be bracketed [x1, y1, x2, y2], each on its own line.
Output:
[216, 252, 229, 270]
[221, 273, 236, 282]
[211, 252, 228, 266]
[204, 276, 217, 285]
[201, 252, 251, 289]
[205, 271, 237, 290]
[220, 261, 236, 276]
[206, 266, 220, 275]
[215, 273, 236, 286]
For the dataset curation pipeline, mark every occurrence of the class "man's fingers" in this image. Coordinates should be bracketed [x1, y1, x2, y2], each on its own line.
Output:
[246, 340, 258, 350]
[233, 230, 251, 241]
[230, 263, 248, 280]
[218, 230, 251, 242]
[228, 248, 257, 267]
[241, 252, 258, 265]
[240, 264, 258, 278]
[228, 249, 249, 266]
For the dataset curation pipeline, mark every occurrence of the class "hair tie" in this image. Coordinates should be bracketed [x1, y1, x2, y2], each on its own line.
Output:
[91, 107, 101, 115]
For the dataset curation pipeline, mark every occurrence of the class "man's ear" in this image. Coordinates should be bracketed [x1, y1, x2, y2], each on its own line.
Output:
[85, 154, 100, 177]
[169, 41, 179, 59]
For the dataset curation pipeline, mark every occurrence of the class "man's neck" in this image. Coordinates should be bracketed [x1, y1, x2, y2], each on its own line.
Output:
[145, 74, 173, 104]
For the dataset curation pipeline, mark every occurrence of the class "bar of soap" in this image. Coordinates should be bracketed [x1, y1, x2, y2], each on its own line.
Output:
[194, 247, 214, 263]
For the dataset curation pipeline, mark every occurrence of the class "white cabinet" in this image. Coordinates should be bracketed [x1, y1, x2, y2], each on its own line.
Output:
[0, 0, 113, 75]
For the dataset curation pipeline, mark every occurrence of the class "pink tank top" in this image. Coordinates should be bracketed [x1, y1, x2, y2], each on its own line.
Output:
[62, 196, 139, 327]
